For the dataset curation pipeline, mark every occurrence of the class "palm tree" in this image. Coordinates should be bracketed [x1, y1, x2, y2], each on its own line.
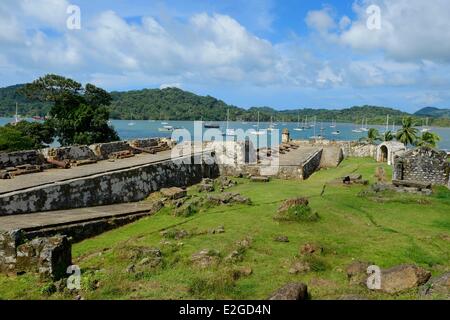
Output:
[367, 128, 380, 144]
[417, 131, 441, 148]
[396, 117, 418, 146]
[382, 130, 394, 142]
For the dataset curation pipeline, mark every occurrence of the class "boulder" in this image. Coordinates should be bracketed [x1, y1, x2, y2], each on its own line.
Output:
[268, 283, 308, 300]
[378, 265, 431, 293]
[278, 198, 309, 213]
[15, 235, 72, 280]
[205, 193, 251, 206]
[191, 249, 221, 269]
[346, 261, 373, 286]
[289, 261, 311, 274]
[209, 226, 225, 234]
[160, 187, 187, 200]
[274, 235, 289, 243]
[419, 272, 450, 298]
[251, 176, 270, 183]
[125, 247, 162, 268]
[300, 243, 323, 255]
[198, 179, 215, 193]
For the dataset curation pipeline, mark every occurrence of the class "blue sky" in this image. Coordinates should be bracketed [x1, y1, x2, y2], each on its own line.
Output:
[1, 0, 450, 112]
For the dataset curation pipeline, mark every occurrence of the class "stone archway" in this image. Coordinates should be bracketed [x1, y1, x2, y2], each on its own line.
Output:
[380, 145, 388, 162]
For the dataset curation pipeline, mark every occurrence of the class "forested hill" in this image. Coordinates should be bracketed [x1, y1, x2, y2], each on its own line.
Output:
[0, 84, 449, 125]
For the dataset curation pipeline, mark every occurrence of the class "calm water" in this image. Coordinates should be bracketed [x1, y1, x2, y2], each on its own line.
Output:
[1, 118, 449, 151]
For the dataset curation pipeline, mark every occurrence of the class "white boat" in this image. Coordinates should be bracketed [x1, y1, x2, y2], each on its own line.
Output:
[361, 118, 369, 132]
[223, 109, 236, 136]
[293, 113, 303, 131]
[421, 118, 430, 133]
[352, 120, 362, 133]
[309, 117, 321, 139]
[250, 112, 266, 135]
[330, 119, 336, 128]
[331, 130, 340, 135]
[11, 103, 21, 125]
[159, 125, 174, 132]
[266, 116, 276, 131]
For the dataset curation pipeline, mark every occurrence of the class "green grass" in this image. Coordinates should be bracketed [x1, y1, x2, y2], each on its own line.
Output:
[0, 157, 449, 300]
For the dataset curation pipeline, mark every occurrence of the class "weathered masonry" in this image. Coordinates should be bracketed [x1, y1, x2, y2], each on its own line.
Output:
[393, 147, 449, 186]
[0, 151, 219, 216]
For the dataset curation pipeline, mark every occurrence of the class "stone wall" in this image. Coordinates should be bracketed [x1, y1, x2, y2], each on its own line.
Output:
[301, 149, 323, 179]
[0, 152, 219, 215]
[319, 146, 344, 168]
[0, 150, 44, 169]
[0, 231, 71, 279]
[43, 145, 97, 161]
[293, 140, 376, 159]
[393, 147, 449, 186]
[89, 141, 131, 160]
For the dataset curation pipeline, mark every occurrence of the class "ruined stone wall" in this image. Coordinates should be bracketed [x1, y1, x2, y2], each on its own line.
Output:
[43, 145, 97, 161]
[319, 146, 344, 168]
[293, 140, 376, 159]
[89, 141, 131, 160]
[0, 150, 43, 169]
[301, 149, 323, 179]
[393, 147, 449, 186]
[0, 231, 71, 279]
[0, 152, 219, 215]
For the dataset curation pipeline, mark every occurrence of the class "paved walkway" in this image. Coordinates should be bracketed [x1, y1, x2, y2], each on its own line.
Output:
[0, 150, 177, 195]
[0, 202, 157, 232]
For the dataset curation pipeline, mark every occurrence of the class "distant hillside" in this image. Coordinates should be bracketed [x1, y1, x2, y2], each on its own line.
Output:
[1, 84, 449, 126]
[0, 84, 51, 117]
[415, 107, 450, 118]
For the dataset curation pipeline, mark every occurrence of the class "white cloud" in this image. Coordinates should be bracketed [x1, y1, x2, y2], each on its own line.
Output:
[340, 0, 450, 63]
[305, 8, 336, 33]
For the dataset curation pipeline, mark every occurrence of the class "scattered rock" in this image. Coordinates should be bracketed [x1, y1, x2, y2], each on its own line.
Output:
[125, 247, 162, 268]
[377, 265, 431, 293]
[161, 229, 190, 240]
[216, 177, 237, 190]
[274, 235, 289, 243]
[198, 179, 215, 193]
[236, 237, 252, 249]
[300, 243, 323, 255]
[278, 198, 309, 213]
[419, 272, 450, 298]
[289, 261, 311, 274]
[173, 198, 203, 217]
[346, 261, 373, 286]
[205, 193, 251, 206]
[191, 249, 221, 268]
[268, 283, 308, 300]
[160, 187, 187, 200]
[126, 264, 136, 273]
[251, 176, 270, 183]
[209, 226, 225, 234]
[225, 250, 244, 263]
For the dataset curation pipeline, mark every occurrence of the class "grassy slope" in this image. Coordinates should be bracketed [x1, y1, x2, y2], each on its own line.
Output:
[0, 158, 449, 300]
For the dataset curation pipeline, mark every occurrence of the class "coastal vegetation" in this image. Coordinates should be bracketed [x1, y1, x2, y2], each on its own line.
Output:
[21, 75, 119, 146]
[1, 83, 449, 126]
[361, 117, 442, 148]
[0, 121, 55, 152]
[0, 158, 448, 300]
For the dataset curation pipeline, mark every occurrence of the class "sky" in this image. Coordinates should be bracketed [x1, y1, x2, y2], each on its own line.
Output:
[1, 0, 450, 112]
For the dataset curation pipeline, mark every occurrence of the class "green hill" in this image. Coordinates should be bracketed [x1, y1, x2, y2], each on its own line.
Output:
[414, 107, 450, 118]
[0, 84, 449, 126]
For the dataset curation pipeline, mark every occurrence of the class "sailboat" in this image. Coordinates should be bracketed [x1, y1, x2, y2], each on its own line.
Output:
[303, 115, 312, 129]
[421, 118, 430, 133]
[11, 103, 20, 125]
[361, 118, 369, 132]
[223, 109, 236, 136]
[266, 116, 275, 131]
[352, 119, 362, 133]
[330, 119, 336, 128]
[309, 117, 321, 139]
[293, 113, 303, 131]
[250, 112, 266, 135]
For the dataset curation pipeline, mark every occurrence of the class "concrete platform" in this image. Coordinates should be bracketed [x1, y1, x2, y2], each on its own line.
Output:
[278, 147, 321, 166]
[0, 150, 175, 195]
[0, 202, 158, 232]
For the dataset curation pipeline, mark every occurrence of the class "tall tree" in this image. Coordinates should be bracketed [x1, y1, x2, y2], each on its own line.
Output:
[396, 117, 418, 146]
[417, 131, 441, 148]
[361, 128, 380, 144]
[22, 74, 119, 146]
